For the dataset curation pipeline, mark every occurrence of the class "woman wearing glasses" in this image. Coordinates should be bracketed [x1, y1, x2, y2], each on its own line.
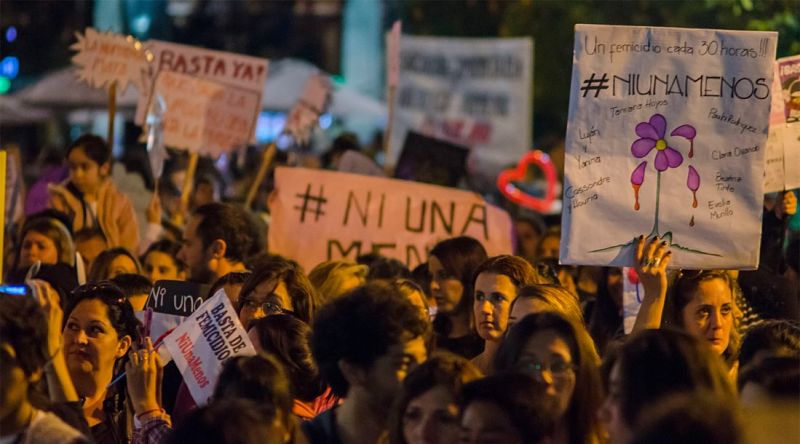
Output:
[236, 257, 319, 329]
[494, 311, 604, 444]
[41, 281, 141, 444]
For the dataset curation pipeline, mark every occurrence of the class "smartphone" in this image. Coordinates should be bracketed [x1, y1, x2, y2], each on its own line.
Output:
[0, 284, 32, 297]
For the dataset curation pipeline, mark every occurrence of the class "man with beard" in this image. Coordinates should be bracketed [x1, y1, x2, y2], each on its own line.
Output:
[178, 203, 256, 284]
[305, 282, 429, 444]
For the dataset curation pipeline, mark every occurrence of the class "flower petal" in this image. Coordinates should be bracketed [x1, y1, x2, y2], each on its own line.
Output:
[670, 124, 696, 140]
[654, 150, 668, 171]
[631, 138, 656, 158]
[636, 122, 660, 140]
[631, 161, 647, 185]
[649, 114, 667, 138]
[687, 165, 700, 191]
[664, 147, 683, 168]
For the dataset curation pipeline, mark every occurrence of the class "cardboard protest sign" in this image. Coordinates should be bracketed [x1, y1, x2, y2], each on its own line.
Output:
[70, 28, 152, 92]
[162, 289, 256, 405]
[153, 71, 262, 156]
[560, 25, 777, 269]
[283, 74, 331, 144]
[387, 36, 532, 170]
[142, 280, 207, 344]
[764, 62, 786, 194]
[269, 167, 513, 271]
[136, 40, 268, 143]
[394, 131, 469, 187]
[778, 55, 800, 190]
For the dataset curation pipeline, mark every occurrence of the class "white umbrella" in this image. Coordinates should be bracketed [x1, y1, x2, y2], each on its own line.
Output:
[262, 58, 386, 119]
[0, 95, 51, 125]
[15, 66, 140, 110]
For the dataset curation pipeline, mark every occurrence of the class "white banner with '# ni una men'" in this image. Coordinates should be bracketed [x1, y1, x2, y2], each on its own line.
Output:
[162, 289, 256, 405]
[269, 167, 514, 271]
[560, 25, 777, 270]
[388, 36, 532, 170]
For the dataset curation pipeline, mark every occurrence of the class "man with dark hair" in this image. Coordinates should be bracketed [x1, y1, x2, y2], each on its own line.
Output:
[304, 282, 429, 444]
[178, 203, 257, 284]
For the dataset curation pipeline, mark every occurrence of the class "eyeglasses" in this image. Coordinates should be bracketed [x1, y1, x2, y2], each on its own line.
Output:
[516, 359, 577, 377]
[243, 300, 293, 317]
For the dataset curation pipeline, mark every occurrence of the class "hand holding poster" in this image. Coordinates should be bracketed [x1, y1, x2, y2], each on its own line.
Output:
[268, 167, 513, 271]
[70, 28, 152, 92]
[153, 71, 261, 156]
[283, 74, 331, 144]
[560, 25, 777, 269]
[162, 289, 256, 405]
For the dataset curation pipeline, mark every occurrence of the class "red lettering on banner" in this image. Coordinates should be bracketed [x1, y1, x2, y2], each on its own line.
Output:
[176, 332, 210, 388]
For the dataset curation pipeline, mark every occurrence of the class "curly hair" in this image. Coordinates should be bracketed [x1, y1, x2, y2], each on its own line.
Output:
[311, 282, 430, 397]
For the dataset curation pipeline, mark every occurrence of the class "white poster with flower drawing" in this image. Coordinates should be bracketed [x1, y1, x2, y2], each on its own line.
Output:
[560, 25, 777, 270]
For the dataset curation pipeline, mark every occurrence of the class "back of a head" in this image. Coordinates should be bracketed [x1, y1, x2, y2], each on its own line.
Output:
[167, 398, 286, 444]
[111, 273, 152, 298]
[0, 296, 48, 376]
[214, 354, 294, 418]
[312, 282, 430, 397]
[363, 256, 411, 281]
[515, 284, 583, 323]
[630, 392, 742, 444]
[614, 329, 735, 428]
[194, 203, 257, 264]
[249, 315, 324, 402]
[459, 372, 556, 444]
[308, 260, 368, 303]
[738, 320, 800, 370]
[738, 355, 800, 402]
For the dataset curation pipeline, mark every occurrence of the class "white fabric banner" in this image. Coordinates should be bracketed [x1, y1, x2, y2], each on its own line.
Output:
[268, 167, 513, 271]
[388, 36, 532, 170]
[561, 25, 777, 270]
[162, 289, 256, 405]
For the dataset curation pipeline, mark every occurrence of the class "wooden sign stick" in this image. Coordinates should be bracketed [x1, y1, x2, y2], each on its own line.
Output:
[107, 81, 117, 147]
[244, 142, 277, 209]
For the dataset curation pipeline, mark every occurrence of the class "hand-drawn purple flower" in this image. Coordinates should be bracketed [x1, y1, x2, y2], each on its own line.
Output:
[631, 114, 684, 171]
[671, 124, 696, 158]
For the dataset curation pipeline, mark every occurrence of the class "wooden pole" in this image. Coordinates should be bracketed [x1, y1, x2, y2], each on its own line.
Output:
[383, 85, 397, 175]
[173, 152, 199, 226]
[245, 142, 277, 209]
[107, 81, 117, 148]
[0, 151, 6, 277]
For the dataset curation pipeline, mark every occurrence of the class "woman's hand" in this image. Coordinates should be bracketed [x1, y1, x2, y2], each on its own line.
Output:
[146, 193, 162, 225]
[126, 337, 162, 416]
[634, 235, 671, 298]
[631, 235, 672, 333]
[28, 279, 63, 359]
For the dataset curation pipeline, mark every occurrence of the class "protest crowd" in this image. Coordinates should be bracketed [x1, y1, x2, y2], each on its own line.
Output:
[1, 17, 799, 444]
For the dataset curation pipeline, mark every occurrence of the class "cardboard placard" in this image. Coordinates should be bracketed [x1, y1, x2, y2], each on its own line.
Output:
[162, 289, 256, 405]
[70, 27, 151, 92]
[153, 71, 262, 156]
[560, 25, 777, 270]
[387, 36, 533, 169]
[268, 167, 513, 271]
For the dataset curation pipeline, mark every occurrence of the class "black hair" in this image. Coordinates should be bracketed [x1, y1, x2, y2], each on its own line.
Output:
[111, 273, 153, 298]
[738, 354, 800, 399]
[459, 372, 556, 444]
[248, 314, 325, 402]
[167, 398, 286, 444]
[67, 134, 111, 166]
[630, 392, 743, 444]
[141, 239, 186, 272]
[311, 282, 430, 397]
[213, 354, 294, 420]
[429, 236, 488, 334]
[0, 296, 48, 375]
[65, 281, 140, 342]
[363, 256, 412, 281]
[208, 271, 251, 301]
[74, 227, 107, 243]
[193, 203, 258, 264]
[738, 320, 800, 370]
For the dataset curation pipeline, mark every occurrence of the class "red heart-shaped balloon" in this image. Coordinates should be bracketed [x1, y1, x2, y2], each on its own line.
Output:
[497, 150, 557, 213]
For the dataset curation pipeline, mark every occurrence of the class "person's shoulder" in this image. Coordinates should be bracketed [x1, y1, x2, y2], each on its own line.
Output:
[27, 410, 91, 444]
[301, 408, 342, 444]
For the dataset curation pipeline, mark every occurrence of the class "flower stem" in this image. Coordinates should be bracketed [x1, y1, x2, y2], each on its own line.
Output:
[649, 171, 661, 237]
